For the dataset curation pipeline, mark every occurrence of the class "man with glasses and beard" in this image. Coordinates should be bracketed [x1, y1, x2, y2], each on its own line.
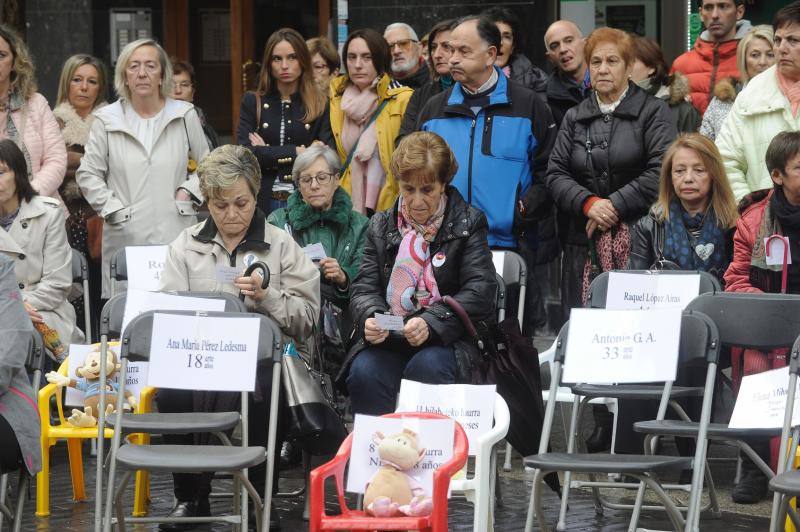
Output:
[384, 22, 430, 89]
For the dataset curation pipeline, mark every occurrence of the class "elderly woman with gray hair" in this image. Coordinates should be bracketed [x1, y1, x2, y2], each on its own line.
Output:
[157, 144, 320, 529]
[76, 38, 210, 300]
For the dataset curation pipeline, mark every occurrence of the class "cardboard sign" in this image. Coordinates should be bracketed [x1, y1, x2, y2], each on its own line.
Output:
[125, 246, 168, 292]
[121, 289, 226, 336]
[563, 308, 682, 384]
[346, 414, 455, 496]
[148, 313, 260, 392]
[65, 343, 148, 408]
[765, 236, 792, 267]
[302, 242, 328, 262]
[374, 313, 405, 331]
[491, 250, 505, 277]
[396, 380, 496, 455]
[605, 272, 701, 310]
[729, 366, 800, 429]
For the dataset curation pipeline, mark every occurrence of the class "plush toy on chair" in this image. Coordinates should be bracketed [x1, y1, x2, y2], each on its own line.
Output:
[364, 428, 433, 517]
[45, 346, 135, 428]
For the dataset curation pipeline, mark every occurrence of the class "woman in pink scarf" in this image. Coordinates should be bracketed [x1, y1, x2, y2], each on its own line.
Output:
[342, 132, 497, 416]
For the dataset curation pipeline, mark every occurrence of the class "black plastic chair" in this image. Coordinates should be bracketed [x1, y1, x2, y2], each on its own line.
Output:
[108, 247, 128, 297]
[0, 329, 44, 532]
[102, 310, 284, 531]
[71, 248, 92, 342]
[524, 311, 721, 532]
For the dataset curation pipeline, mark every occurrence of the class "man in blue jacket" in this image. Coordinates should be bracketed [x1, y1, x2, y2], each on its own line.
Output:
[413, 14, 556, 251]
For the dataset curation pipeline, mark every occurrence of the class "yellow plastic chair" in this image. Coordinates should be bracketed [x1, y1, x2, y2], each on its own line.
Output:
[36, 344, 155, 517]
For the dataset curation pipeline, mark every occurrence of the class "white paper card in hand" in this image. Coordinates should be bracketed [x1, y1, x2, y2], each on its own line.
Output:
[121, 289, 226, 335]
[346, 414, 455, 496]
[396, 380, 496, 455]
[65, 343, 148, 408]
[125, 245, 168, 292]
[491, 251, 505, 276]
[605, 272, 701, 310]
[148, 313, 259, 392]
[562, 307, 682, 385]
[764, 236, 792, 266]
[302, 242, 328, 262]
[729, 366, 800, 428]
[375, 313, 404, 331]
[215, 264, 240, 284]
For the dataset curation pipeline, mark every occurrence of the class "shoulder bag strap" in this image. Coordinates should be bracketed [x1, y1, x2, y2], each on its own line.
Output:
[341, 98, 390, 174]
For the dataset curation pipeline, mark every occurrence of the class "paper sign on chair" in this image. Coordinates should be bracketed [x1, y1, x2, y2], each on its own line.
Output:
[605, 271, 701, 310]
[125, 245, 168, 292]
[562, 307, 682, 385]
[65, 343, 148, 408]
[729, 366, 800, 429]
[147, 313, 260, 392]
[121, 289, 226, 335]
[395, 380, 495, 456]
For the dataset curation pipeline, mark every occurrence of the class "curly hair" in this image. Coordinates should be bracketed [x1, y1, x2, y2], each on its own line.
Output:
[391, 131, 458, 185]
[0, 24, 37, 101]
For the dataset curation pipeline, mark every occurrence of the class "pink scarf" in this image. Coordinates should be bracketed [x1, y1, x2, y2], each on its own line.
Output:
[386, 195, 447, 316]
[340, 78, 385, 213]
[777, 69, 800, 118]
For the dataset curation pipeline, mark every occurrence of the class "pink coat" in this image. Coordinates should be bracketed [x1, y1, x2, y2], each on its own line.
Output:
[8, 92, 67, 199]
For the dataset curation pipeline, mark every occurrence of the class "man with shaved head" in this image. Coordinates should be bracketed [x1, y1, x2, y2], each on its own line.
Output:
[544, 20, 590, 125]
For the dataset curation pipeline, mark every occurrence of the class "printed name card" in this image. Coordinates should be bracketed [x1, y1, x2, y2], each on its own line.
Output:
[729, 366, 800, 429]
[605, 272, 701, 310]
[346, 414, 455, 496]
[396, 380, 496, 455]
[302, 242, 328, 262]
[563, 307, 682, 384]
[374, 312, 405, 331]
[65, 342, 148, 408]
[148, 313, 260, 392]
[126, 246, 168, 292]
[121, 289, 227, 336]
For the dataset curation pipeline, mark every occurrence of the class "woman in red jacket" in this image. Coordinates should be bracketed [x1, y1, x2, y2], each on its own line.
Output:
[724, 130, 800, 503]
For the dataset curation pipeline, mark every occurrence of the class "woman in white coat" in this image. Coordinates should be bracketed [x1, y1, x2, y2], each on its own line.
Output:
[0, 139, 81, 348]
[76, 38, 209, 298]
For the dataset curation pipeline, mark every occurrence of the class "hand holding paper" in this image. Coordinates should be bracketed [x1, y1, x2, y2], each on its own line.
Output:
[365, 317, 390, 345]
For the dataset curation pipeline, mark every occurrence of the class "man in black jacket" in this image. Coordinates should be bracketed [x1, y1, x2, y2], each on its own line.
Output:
[384, 22, 430, 89]
[544, 20, 591, 127]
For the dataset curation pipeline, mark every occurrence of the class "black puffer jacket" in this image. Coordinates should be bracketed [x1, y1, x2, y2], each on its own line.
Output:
[338, 187, 497, 387]
[546, 68, 590, 127]
[546, 82, 677, 246]
[509, 54, 548, 97]
[397, 78, 445, 144]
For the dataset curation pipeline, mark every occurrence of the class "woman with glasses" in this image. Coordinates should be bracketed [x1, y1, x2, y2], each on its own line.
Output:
[236, 28, 330, 215]
[76, 38, 209, 300]
[324, 28, 413, 216]
[171, 58, 220, 149]
[307, 37, 341, 94]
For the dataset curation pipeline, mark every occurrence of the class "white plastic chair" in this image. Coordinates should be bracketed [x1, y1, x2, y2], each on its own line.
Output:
[450, 394, 510, 532]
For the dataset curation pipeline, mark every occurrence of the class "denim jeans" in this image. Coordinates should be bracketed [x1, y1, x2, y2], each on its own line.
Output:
[346, 345, 457, 416]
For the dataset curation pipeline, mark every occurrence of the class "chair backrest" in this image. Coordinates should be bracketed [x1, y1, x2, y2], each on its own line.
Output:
[99, 291, 248, 337]
[586, 269, 721, 309]
[120, 310, 283, 365]
[26, 329, 45, 389]
[71, 248, 88, 283]
[686, 292, 800, 350]
[495, 273, 506, 321]
[492, 250, 527, 288]
[109, 247, 128, 282]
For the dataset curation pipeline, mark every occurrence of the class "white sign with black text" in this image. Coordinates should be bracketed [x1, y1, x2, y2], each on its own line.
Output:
[148, 313, 260, 392]
[121, 289, 226, 335]
[125, 245, 168, 292]
[605, 272, 701, 310]
[396, 380, 496, 455]
[563, 308, 682, 384]
[729, 366, 800, 429]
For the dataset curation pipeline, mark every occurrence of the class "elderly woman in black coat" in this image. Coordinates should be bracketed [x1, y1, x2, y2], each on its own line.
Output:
[342, 131, 497, 416]
[546, 27, 676, 451]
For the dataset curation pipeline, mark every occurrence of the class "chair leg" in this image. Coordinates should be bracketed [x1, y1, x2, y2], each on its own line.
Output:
[638, 474, 684, 532]
[503, 442, 513, 471]
[35, 440, 51, 517]
[66, 438, 86, 501]
[770, 493, 784, 532]
[233, 471, 263, 532]
[12, 474, 28, 532]
[0, 472, 8, 529]
[525, 468, 550, 532]
[112, 471, 133, 532]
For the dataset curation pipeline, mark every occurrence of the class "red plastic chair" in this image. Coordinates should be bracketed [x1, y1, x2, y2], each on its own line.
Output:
[309, 412, 469, 531]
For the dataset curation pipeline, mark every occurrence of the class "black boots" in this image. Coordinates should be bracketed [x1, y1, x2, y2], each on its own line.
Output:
[158, 499, 211, 531]
[732, 457, 769, 504]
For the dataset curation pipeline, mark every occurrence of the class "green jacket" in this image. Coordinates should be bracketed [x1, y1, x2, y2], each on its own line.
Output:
[267, 187, 369, 307]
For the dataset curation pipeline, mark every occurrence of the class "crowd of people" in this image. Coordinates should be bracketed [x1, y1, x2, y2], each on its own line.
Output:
[3, 0, 800, 528]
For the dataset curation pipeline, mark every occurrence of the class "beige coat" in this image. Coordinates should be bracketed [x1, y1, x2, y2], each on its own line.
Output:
[158, 216, 320, 356]
[0, 195, 82, 347]
[76, 98, 210, 297]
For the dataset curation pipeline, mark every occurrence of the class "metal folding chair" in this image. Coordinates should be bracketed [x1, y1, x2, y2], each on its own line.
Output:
[108, 247, 127, 298]
[524, 310, 721, 532]
[0, 329, 44, 532]
[71, 249, 92, 342]
[102, 309, 284, 531]
[768, 336, 800, 531]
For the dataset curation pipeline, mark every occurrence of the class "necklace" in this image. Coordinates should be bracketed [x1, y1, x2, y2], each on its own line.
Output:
[684, 206, 713, 261]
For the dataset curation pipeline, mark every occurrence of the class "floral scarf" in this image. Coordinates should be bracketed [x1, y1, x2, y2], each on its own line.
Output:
[386, 195, 447, 316]
[663, 199, 728, 279]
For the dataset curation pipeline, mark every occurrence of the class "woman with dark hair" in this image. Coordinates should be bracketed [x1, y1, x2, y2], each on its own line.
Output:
[171, 58, 220, 149]
[630, 36, 701, 133]
[326, 28, 413, 215]
[307, 37, 341, 93]
[0, 139, 82, 348]
[398, 19, 457, 140]
[236, 27, 329, 214]
[482, 6, 548, 95]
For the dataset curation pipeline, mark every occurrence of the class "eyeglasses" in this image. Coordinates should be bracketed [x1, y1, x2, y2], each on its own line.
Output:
[298, 172, 335, 186]
[126, 62, 159, 74]
[312, 63, 330, 72]
[174, 81, 193, 89]
[388, 39, 417, 51]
